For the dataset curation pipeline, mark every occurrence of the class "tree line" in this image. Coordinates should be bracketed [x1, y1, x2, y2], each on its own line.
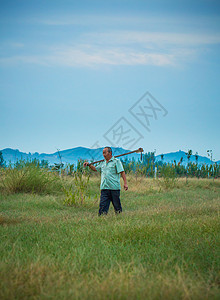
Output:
[0, 150, 219, 179]
[121, 151, 219, 179]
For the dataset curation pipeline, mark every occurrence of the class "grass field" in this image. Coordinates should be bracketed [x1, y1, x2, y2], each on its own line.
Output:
[0, 176, 220, 299]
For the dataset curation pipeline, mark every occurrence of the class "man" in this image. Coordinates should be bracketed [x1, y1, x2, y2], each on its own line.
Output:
[83, 147, 128, 216]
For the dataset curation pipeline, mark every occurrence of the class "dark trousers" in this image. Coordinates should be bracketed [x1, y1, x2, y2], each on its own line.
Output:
[99, 189, 122, 216]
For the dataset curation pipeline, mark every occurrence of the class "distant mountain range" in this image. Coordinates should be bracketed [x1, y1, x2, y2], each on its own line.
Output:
[1, 147, 218, 166]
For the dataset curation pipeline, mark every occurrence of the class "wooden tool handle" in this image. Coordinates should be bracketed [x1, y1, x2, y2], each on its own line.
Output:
[87, 147, 144, 166]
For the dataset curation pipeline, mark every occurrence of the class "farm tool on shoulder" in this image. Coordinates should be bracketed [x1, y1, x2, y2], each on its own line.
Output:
[86, 147, 144, 167]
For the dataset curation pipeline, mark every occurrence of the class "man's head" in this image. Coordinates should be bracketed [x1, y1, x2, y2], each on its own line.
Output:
[103, 146, 112, 161]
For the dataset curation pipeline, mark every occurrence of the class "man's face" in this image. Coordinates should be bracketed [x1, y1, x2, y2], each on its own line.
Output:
[103, 148, 112, 161]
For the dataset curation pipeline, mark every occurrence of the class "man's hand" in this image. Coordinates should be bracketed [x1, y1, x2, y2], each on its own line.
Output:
[121, 171, 128, 191]
[83, 162, 97, 172]
[124, 183, 128, 191]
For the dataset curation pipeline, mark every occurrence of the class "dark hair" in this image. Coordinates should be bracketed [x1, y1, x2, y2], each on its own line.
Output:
[104, 146, 112, 154]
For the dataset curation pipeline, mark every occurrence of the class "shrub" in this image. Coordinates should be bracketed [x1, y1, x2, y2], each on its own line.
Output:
[158, 164, 177, 189]
[63, 172, 91, 206]
[1, 160, 62, 194]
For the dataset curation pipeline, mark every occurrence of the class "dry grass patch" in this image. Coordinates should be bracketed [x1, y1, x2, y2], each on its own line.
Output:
[0, 214, 22, 226]
[1, 263, 219, 300]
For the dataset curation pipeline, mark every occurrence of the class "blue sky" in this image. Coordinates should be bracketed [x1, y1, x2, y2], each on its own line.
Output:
[0, 0, 220, 160]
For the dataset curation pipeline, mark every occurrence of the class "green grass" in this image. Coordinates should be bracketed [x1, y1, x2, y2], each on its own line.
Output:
[0, 176, 219, 299]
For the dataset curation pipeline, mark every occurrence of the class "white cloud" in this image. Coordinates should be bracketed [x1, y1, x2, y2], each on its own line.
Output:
[33, 13, 220, 33]
[46, 46, 174, 67]
[0, 30, 219, 68]
[0, 55, 49, 66]
[84, 31, 220, 47]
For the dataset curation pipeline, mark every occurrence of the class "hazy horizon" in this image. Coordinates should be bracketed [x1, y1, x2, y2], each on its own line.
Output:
[1, 146, 218, 163]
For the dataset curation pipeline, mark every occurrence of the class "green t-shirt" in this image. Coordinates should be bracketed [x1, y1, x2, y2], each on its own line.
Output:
[95, 157, 124, 190]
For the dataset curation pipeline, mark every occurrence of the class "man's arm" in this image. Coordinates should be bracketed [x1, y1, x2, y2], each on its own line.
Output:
[83, 162, 97, 172]
[121, 171, 128, 191]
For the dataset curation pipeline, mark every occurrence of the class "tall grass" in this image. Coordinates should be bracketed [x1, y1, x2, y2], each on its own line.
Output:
[157, 164, 177, 189]
[63, 172, 92, 206]
[0, 160, 62, 194]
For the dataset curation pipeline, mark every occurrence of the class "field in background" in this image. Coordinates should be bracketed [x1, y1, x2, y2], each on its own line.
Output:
[0, 176, 220, 299]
